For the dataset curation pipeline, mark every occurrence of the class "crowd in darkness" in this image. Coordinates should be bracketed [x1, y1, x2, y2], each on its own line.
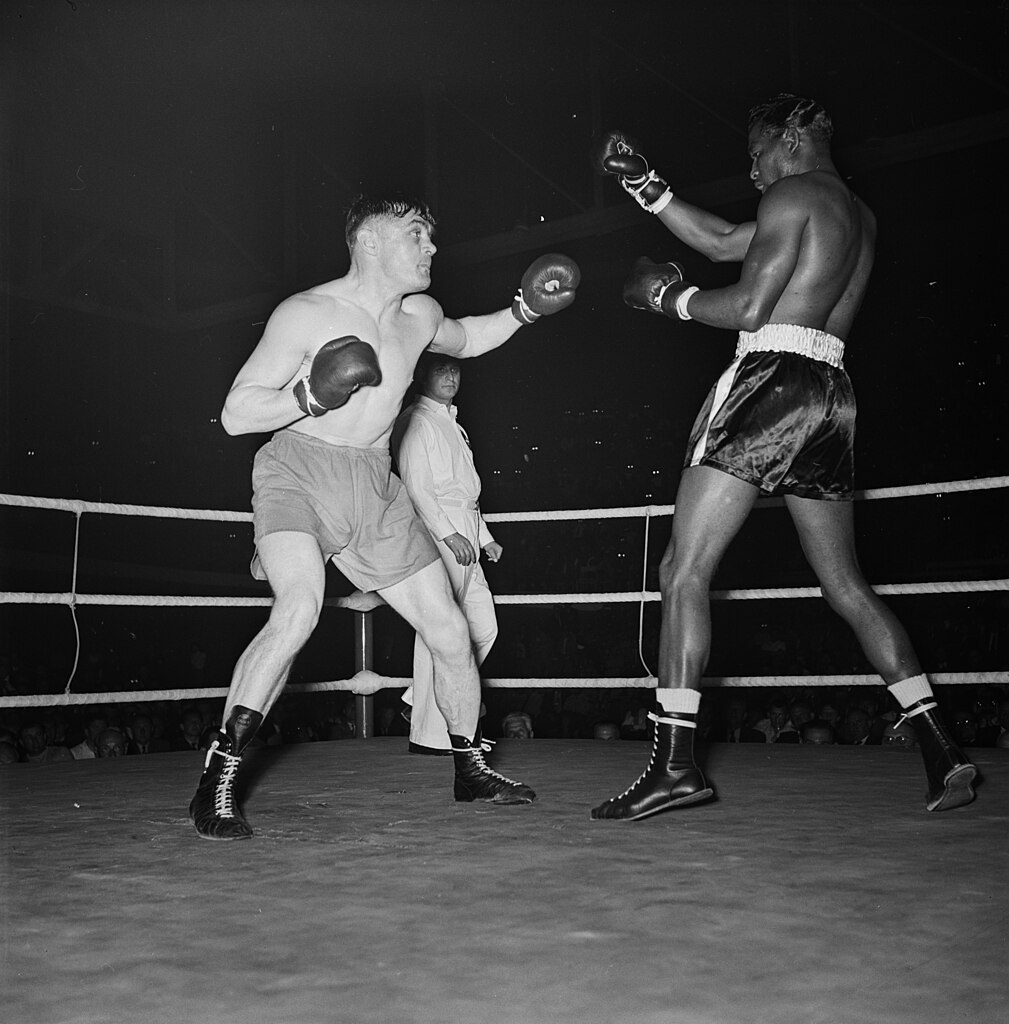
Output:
[3, 679, 1008, 767]
[1, 584, 1006, 766]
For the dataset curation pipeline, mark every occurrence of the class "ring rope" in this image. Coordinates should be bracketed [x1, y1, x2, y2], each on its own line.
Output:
[1, 475, 1005, 708]
[2, 474, 1007, 522]
[2, 578, 1007, 609]
[3, 671, 1007, 709]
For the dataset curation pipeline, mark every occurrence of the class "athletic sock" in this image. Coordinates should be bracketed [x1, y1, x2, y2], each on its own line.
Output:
[887, 673, 934, 709]
[656, 688, 702, 716]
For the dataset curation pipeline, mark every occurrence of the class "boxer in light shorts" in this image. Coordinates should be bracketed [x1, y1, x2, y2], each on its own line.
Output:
[251, 429, 438, 591]
[188, 193, 579, 839]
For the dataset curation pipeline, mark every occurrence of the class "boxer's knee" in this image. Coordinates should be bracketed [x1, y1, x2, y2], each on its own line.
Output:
[418, 602, 472, 663]
[267, 586, 323, 647]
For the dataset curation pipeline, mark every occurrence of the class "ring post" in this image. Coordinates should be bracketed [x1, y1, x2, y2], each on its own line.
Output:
[354, 610, 374, 738]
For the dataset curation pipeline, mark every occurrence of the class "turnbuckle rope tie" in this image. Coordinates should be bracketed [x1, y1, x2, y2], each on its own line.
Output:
[638, 506, 655, 678]
[64, 510, 83, 695]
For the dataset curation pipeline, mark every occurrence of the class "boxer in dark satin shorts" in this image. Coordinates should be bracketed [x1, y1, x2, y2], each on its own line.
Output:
[685, 323, 855, 500]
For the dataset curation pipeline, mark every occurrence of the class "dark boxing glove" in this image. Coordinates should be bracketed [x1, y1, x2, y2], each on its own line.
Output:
[591, 130, 673, 214]
[623, 257, 698, 320]
[512, 253, 581, 325]
[294, 336, 382, 416]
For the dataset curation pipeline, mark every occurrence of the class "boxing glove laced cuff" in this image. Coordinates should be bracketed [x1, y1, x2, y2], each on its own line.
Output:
[674, 286, 699, 321]
[294, 377, 326, 417]
[621, 172, 674, 214]
[511, 289, 541, 325]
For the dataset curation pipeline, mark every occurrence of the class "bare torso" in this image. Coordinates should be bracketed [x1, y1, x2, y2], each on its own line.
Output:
[763, 170, 877, 341]
[237, 280, 442, 450]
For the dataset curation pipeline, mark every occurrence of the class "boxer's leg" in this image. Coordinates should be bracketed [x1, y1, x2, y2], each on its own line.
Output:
[785, 494, 977, 810]
[191, 531, 326, 839]
[592, 467, 757, 820]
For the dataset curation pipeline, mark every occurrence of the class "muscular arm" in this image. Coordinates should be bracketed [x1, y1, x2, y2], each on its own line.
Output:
[428, 307, 522, 359]
[657, 196, 757, 263]
[681, 182, 808, 332]
[220, 297, 319, 435]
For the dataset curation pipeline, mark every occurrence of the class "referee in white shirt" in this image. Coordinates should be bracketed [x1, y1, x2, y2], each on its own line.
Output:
[392, 354, 502, 753]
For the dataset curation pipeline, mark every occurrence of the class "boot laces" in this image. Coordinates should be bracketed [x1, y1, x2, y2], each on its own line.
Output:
[610, 713, 665, 801]
[609, 711, 694, 802]
[461, 739, 521, 787]
[895, 700, 938, 729]
[208, 742, 242, 819]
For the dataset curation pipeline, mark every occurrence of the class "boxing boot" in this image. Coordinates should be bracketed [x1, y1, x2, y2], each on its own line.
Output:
[590, 711, 714, 821]
[189, 705, 263, 840]
[903, 699, 978, 811]
[450, 732, 536, 804]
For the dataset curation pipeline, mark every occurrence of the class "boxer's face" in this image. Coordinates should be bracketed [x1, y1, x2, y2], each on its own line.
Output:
[747, 127, 792, 193]
[378, 213, 436, 291]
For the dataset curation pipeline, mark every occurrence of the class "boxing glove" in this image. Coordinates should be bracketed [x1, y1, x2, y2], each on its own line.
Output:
[591, 130, 673, 214]
[623, 257, 697, 319]
[512, 253, 581, 325]
[294, 336, 382, 416]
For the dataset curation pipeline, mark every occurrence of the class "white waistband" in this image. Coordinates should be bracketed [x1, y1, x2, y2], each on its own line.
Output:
[439, 497, 479, 511]
[735, 324, 845, 369]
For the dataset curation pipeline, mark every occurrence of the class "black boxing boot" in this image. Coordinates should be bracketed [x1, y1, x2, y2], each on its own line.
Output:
[591, 711, 714, 821]
[450, 732, 536, 804]
[189, 705, 263, 840]
[903, 699, 978, 811]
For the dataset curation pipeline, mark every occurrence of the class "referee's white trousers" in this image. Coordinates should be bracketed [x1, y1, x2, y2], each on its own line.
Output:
[404, 507, 498, 751]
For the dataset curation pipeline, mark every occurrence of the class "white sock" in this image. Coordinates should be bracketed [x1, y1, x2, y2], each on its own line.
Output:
[887, 674, 934, 709]
[656, 688, 701, 715]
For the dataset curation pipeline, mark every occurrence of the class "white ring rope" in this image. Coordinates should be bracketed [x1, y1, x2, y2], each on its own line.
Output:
[3, 474, 1007, 522]
[1, 475, 1005, 707]
[3, 579, 1006, 610]
[3, 672, 1007, 709]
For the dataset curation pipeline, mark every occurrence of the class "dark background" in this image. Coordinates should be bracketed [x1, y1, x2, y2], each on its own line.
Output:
[1, 0, 1006, 692]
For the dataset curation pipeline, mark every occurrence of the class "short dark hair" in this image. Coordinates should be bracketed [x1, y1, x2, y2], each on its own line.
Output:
[345, 194, 436, 254]
[416, 351, 460, 387]
[747, 93, 833, 143]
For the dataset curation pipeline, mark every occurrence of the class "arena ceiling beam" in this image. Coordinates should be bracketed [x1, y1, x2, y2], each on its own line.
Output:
[438, 108, 1009, 269]
[9, 109, 1008, 332]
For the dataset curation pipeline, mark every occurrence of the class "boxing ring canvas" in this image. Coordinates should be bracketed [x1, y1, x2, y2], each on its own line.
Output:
[4, 738, 1006, 1024]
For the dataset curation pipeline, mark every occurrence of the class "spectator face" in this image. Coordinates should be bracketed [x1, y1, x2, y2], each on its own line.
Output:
[818, 704, 840, 728]
[20, 724, 47, 756]
[768, 703, 789, 732]
[86, 717, 109, 745]
[96, 729, 127, 758]
[842, 709, 870, 743]
[997, 699, 1009, 732]
[502, 713, 533, 739]
[180, 710, 203, 740]
[130, 716, 153, 746]
[789, 702, 814, 728]
[951, 712, 977, 746]
[0, 740, 19, 764]
[42, 717, 65, 745]
[881, 721, 917, 750]
[726, 698, 747, 730]
[593, 723, 618, 740]
[801, 725, 834, 745]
